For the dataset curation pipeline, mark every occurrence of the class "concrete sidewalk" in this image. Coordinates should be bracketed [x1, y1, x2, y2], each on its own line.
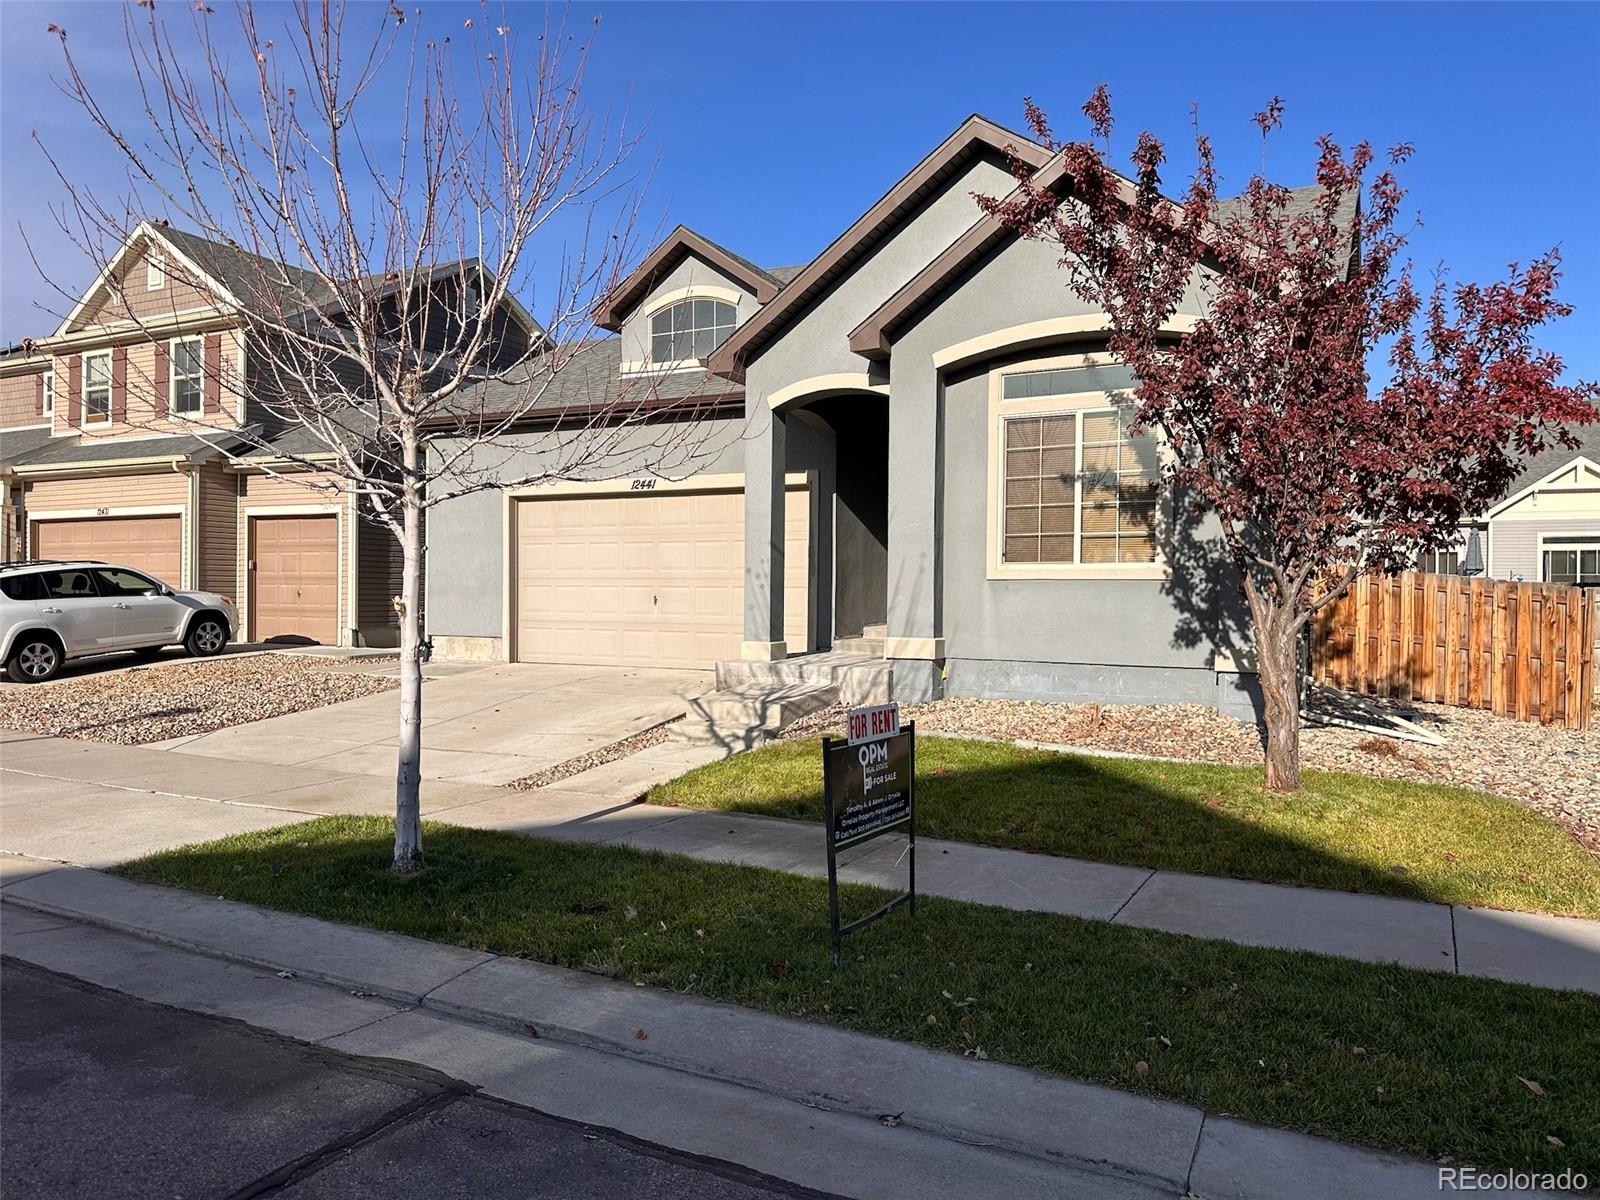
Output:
[0, 855, 1544, 1200]
[2, 728, 1596, 993]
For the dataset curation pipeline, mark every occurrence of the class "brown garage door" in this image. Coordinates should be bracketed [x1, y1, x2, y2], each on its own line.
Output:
[249, 514, 338, 644]
[32, 515, 183, 585]
[513, 486, 809, 669]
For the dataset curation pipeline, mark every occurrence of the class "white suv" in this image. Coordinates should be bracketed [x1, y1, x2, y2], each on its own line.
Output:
[0, 560, 237, 684]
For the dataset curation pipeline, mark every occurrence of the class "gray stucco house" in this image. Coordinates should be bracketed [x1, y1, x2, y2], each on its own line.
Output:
[424, 114, 1261, 717]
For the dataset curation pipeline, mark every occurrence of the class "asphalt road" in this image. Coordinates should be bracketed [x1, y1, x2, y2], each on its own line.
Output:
[1, 960, 833, 1200]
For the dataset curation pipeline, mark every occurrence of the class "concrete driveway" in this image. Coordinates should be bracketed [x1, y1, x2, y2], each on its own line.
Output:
[154, 662, 711, 786]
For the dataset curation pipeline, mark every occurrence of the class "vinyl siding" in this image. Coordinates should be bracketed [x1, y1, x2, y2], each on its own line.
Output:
[0, 370, 46, 430]
[50, 329, 245, 440]
[198, 463, 240, 595]
[1490, 515, 1600, 581]
[23, 470, 188, 514]
[357, 507, 405, 645]
[69, 242, 221, 328]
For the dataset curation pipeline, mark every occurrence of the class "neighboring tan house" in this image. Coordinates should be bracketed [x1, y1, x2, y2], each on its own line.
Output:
[422, 114, 1268, 716]
[1421, 426, 1600, 585]
[0, 223, 538, 647]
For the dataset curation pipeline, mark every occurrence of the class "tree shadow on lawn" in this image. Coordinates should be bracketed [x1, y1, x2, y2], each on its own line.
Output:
[652, 738, 1600, 917]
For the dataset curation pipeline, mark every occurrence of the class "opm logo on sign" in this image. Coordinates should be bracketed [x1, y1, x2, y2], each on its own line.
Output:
[846, 702, 900, 746]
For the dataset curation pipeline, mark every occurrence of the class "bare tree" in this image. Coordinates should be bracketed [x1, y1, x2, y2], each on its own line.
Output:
[31, 1, 720, 869]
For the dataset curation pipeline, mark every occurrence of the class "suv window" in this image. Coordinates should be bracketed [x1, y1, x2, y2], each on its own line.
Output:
[0, 573, 45, 602]
[38, 569, 99, 599]
[92, 568, 163, 597]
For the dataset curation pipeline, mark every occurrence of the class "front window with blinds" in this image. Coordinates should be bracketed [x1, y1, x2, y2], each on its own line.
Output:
[650, 299, 736, 363]
[171, 338, 203, 415]
[83, 352, 112, 422]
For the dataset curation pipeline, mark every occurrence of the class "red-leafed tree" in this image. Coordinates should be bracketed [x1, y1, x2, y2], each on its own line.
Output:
[980, 89, 1598, 791]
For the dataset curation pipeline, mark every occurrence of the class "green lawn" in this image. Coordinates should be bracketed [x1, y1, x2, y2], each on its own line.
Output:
[118, 816, 1599, 1175]
[646, 736, 1600, 918]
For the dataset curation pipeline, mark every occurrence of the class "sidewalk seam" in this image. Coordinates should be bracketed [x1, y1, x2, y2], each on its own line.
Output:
[1183, 1113, 1206, 1194]
[1449, 905, 1460, 976]
[1108, 868, 1158, 923]
[0, 766, 349, 817]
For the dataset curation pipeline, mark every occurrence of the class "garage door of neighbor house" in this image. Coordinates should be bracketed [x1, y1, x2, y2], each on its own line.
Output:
[249, 514, 339, 645]
[32, 515, 183, 585]
[513, 485, 810, 669]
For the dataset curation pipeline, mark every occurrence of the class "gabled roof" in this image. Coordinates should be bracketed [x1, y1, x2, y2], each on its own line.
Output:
[1482, 425, 1600, 519]
[49, 223, 544, 349]
[705, 115, 1051, 383]
[594, 227, 785, 331]
[848, 152, 1353, 361]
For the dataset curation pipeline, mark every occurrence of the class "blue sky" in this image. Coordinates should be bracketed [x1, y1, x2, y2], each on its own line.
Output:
[2, 1, 1596, 379]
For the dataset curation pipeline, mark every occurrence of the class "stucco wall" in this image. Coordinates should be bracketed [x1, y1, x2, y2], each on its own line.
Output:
[616, 253, 762, 368]
[879, 225, 1243, 704]
[424, 415, 834, 644]
[742, 152, 1018, 401]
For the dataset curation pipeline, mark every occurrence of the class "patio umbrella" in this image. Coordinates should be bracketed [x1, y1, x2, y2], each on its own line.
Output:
[1460, 528, 1485, 577]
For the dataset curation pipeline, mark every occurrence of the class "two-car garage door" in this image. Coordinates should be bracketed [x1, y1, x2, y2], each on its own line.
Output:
[512, 485, 810, 669]
[31, 515, 183, 586]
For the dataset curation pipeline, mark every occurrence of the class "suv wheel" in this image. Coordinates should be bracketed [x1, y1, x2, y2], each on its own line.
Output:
[184, 616, 228, 658]
[6, 636, 62, 684]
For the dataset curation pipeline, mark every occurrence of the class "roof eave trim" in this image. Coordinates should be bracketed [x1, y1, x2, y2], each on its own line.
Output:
[594, 227, 780, 331]
[704, 116, 1050, 383]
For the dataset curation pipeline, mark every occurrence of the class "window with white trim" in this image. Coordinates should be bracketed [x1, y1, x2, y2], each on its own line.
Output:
[1419, 548, 1460, 575]
[1542, 537, 1600, 586]
[649, 298, 736, 363]
[83, 351, 112, 423]
[41, 370, 53, 417]
[171, 337, 203, 415]
[992, 361, 1158, 569]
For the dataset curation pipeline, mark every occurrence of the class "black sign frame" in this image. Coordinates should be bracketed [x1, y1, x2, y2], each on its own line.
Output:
[820, 721, 916, 968]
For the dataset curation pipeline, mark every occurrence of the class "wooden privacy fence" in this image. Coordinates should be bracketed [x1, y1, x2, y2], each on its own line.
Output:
[1312, 572, 1596, 731]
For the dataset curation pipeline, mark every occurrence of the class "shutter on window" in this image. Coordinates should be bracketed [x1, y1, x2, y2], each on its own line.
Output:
[154, 342, 170, 417]
[111, 345, 128, 422]
[67, 355, 82, 426]
[34, 373, 43, 416]
[203, 333, 222, 414]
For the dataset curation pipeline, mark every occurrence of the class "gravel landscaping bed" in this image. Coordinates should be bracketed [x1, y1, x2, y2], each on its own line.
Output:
[782, 692, 1600, 851]
[507, 716, 683, 792]
[0, 653, 397, 745]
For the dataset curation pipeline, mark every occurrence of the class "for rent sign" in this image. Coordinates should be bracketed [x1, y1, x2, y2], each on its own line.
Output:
[820, 703, 916, 966]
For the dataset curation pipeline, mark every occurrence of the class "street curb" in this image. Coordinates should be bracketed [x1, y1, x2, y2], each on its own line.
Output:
[0, 859, 1506, 1200]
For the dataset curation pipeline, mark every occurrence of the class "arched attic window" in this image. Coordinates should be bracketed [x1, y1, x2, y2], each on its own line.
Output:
[650, 298, 736, 364]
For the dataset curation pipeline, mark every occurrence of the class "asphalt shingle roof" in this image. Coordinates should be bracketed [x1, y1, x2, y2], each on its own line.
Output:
[6, 430, 248, 468]
[0, 426, 72, 467]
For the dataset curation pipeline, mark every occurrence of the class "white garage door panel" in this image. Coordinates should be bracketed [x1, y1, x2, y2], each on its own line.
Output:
[514, 486, 809, 669]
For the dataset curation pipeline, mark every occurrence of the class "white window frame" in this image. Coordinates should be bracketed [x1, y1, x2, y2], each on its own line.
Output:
[169, 336, 205, 416]
[1537, 533, 1600, 586]
[41, 369, 54, 417]
[82, 350, 113, 424]
[986, 350, 1168, 581]
[147, 248, 167, 290]
[648, 296, 738, 366]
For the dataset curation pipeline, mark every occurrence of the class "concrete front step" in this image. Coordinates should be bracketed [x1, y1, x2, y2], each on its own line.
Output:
[714, 651, 879, 690]
[832, 636, 885, 657]
[666, 679, 838, 751]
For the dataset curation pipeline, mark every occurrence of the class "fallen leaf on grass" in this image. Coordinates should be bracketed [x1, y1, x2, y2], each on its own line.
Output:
[1517, 1076, 1545, 1096]
[1158, 1035, 1172, 1048]
[1135, 1061, 1149, 1076]
[1547, 1135, 1565, 1148]
[623, 905, 637, 922]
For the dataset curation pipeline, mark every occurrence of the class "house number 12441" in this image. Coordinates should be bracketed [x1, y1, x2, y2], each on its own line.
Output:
[629, 478, 657, 491]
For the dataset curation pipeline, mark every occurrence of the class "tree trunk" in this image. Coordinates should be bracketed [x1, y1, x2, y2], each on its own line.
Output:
[392, 437, 425, 872]
[1245, 579, 1304, 793]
